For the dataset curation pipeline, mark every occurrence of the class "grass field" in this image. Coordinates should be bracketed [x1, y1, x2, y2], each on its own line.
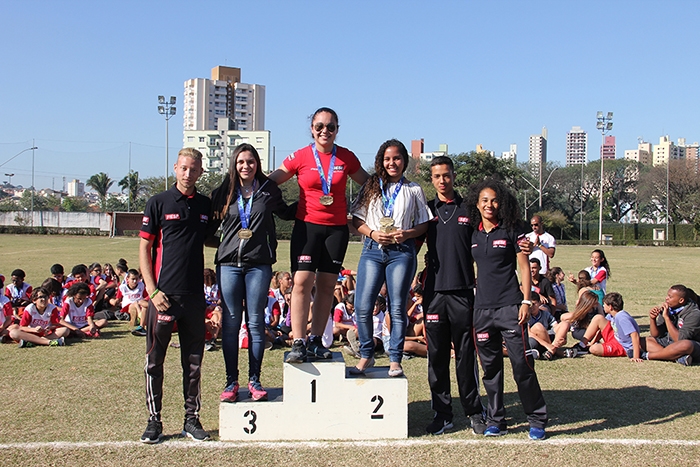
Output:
[1, 235, 700, 466]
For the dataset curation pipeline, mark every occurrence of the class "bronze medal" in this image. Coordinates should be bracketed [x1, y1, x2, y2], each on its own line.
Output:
[379, 216, 396, 233]
[238, 228, 253, 239]
[319, 195, 334, 206]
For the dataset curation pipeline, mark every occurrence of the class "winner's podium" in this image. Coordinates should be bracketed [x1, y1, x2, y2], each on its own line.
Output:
[219, 352, 407, 440]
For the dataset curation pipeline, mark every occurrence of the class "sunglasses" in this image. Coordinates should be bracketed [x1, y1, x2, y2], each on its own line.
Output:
[36, 296, 48, 300]
[531, 223, 540, 226]
[313, 122, 337, 133]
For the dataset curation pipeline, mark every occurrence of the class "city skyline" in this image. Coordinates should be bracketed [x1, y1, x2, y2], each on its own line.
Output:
[2, 1, 699, 192]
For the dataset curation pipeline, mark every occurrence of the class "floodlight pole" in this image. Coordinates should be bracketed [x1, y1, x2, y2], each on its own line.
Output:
[596, 111, 613, 244]
[158, 96, 177, 191]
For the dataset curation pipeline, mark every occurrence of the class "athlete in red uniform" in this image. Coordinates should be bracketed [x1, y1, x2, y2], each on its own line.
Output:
[269, 107, 368, 363]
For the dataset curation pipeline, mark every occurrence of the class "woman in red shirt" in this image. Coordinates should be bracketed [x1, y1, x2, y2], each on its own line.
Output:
[269, 107, 368, 363]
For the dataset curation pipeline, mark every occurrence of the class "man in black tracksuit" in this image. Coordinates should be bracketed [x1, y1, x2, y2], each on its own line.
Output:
[422, 156, 485, 435]
[139, 148, 212, 444]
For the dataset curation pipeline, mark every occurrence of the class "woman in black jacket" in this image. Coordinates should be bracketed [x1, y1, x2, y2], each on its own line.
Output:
[209, 143, 293, 403]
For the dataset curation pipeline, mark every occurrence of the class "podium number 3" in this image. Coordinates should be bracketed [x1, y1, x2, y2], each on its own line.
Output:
[244, 410, 257, 434]
[371, 395, 384, 420]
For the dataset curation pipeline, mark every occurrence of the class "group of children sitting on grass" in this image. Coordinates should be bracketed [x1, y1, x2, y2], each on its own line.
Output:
[3, 252, 698, 368]
[524, 250, 699, 366]
[0, 260, 151, 347]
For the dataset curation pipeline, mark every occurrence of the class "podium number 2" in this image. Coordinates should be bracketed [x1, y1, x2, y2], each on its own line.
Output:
[310, 379, 317, 403]
[371, 395, 384, 420]
[244, 410, 257, 434]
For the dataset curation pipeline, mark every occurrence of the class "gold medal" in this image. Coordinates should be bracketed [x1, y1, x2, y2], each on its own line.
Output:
[238, 228, 253, 239]
[379, 216, 396, 233]
[319, 195, 334, 206]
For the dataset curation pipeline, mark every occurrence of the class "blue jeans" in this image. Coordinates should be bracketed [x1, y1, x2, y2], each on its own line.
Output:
[354, 238, 416, 362]
[217, 263, 272, 384]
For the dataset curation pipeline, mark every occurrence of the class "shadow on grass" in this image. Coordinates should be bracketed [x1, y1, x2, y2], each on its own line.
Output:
[407, 386, 700, 438]
[545, 386, 700, 435]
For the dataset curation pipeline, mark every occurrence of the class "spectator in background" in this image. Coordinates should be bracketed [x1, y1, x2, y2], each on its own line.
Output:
[530, 258, 556, 311]
[526, 215, 556, 275]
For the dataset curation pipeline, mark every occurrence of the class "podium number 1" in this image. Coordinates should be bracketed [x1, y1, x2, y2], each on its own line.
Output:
[310, 379, 317, 403]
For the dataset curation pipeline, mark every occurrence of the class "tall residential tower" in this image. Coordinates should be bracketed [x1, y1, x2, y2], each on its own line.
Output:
[565, 126, 587, 166]
[183, 66, 265, 132]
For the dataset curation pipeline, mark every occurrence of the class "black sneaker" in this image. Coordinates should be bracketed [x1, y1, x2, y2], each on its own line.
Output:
[307, 336, 332, 359]
[182, 418, 210, 441]
[140, 420, 163, 444]
[426, 417, 454, 435]
[285, 339, 307, 363]
[469, 413, 487, 435]
[575, 342, 589, 354]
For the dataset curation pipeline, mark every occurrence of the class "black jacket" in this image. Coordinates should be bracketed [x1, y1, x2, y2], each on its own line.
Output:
[210, 179, 294, 266]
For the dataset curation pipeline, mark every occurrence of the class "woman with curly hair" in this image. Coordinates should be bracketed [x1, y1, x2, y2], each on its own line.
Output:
[349, 139, 431, 377]
[467, 178, 548, 440]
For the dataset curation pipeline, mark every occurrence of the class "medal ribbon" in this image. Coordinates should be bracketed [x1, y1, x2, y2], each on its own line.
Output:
[379, 177, 404, 217]
[312, 143, 336, 196]
[236, 180, 256, 230]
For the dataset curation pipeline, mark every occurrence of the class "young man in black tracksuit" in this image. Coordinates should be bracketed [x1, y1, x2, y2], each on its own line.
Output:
[139, 148, 212, 444]
[422, 157, 485, 435]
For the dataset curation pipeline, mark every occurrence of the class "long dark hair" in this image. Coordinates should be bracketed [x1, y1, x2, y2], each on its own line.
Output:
[211, 143, 268, 220]
[591, 249, 612, 278]
[356, 139, 409, 209]
[467, 178, 523, 231]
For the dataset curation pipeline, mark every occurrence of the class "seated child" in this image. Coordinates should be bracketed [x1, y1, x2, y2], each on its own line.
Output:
[203, 268, 221, 351]
[64, 265, 97, 302]
[545, 290, 601, 360]
[5, 268, 32, 320]
[50, 264, 66, 286]
[0, 276, 14, 342]
[262, 295, 281, 350]
[526, 292, 559, 358]
[41, 278, 63, 308]
[9, 287, 69, 347]
[333, 293, 355, 342]
[111, 269, 149, 335]
[60, 282, 108, 338]
[642, 284, 700, 366]
[577, 292, 642, 361]
[406, 284, 425, 344]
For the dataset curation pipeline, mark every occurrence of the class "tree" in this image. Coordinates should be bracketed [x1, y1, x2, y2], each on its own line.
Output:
[196, 171, 224, 197]
[19, 190, 48, 210]
[420, 151, 525, 195]
[62, 196, 89, 212]
[86, 172, 114, 211]
[118, 171, 144, 212]
[638, 160, 700, 225]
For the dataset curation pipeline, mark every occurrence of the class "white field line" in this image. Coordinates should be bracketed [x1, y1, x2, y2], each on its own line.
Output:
[2, 438, 700, 450]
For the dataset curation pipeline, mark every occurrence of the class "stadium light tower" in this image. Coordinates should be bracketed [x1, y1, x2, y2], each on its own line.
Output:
[158, 96, 177, 191]
[596, 111, 613, 244]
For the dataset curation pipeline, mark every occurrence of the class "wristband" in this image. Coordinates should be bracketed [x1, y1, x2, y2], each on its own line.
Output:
[368, 230, 374, 240]
[521, 300, 532, 305]
[150, 289, 160, 299]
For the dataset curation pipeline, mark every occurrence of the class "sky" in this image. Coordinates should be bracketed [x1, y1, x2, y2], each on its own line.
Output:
[1, 0, 699, 192]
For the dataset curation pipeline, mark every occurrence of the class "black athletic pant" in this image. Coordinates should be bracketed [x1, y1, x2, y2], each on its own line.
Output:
[425, 289, 483, 422]
[145, 294, 206, 422]
[474, 304, 548, 430]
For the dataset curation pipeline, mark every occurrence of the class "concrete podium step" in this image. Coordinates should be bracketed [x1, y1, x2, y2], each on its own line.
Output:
[219, 352, 407, 440]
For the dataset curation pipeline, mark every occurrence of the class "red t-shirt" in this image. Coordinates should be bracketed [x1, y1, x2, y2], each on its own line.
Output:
[282, 144, 361, 226]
